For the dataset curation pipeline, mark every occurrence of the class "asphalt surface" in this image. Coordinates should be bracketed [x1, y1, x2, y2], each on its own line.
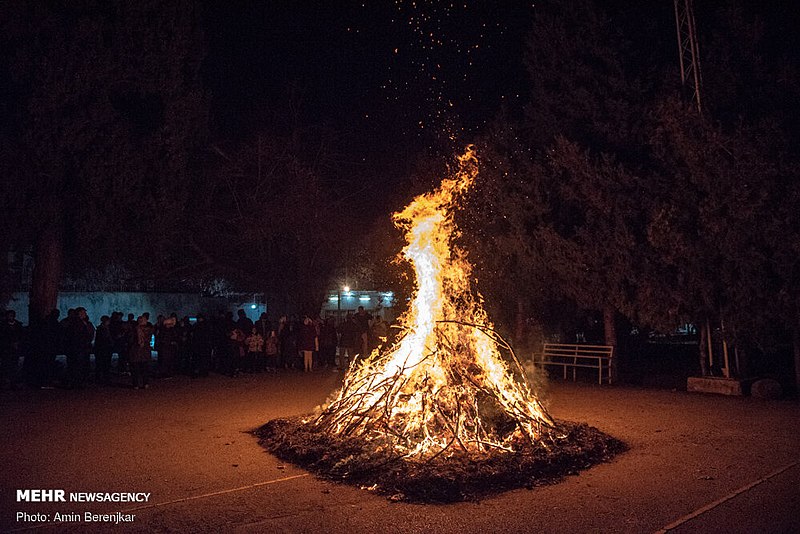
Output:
[1, 370, 798, 533]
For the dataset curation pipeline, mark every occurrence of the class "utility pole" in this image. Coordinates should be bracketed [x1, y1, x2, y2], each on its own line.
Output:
[675, 1, 736, 379]
[673, 0, 703, 113]
[675, 0, 723, 378]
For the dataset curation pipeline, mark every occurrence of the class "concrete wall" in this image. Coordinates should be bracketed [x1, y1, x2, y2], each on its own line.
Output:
[5, 292, 267, 325]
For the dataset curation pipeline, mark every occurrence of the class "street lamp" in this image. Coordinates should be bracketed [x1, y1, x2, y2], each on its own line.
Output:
[337, 285, 351, 322]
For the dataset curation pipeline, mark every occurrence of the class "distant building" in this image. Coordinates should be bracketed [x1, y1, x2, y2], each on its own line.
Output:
[3, 248, 274, 324]
[322, 290, 396, 322]
[5, 291, 266, 326]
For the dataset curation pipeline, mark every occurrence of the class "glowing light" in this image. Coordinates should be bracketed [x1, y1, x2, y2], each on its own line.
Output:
[314, 147, 553, 458]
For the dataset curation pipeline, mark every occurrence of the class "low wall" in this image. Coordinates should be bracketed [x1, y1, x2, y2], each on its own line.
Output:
[5, 292, 267, 325]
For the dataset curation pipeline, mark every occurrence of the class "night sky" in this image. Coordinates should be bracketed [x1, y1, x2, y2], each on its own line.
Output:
[199, 1, 800, 193]
[7, 1, 797, 200]
[203, 2, 536, 164]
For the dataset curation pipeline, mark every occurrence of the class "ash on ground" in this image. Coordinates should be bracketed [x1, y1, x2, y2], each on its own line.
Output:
[255, 417, 627, 503]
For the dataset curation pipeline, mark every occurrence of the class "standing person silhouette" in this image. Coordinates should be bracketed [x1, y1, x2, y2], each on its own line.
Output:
[298, 315, 318, 373]
[353, 306, 372, 358]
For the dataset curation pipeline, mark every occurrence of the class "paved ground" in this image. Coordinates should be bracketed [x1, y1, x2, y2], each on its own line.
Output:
[1, 370, 798, 533]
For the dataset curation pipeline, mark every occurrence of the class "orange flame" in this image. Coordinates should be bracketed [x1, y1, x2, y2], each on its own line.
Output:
[316, 146, 553, 457]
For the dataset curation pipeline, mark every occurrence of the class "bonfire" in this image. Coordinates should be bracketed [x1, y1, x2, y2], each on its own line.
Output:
[258, 147, 625, 502]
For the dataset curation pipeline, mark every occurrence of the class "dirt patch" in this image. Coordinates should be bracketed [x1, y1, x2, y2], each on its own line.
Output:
[255, 416, 627, 503]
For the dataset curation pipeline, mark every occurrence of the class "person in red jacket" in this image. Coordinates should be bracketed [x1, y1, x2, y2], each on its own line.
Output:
[130, 316, 154, 390]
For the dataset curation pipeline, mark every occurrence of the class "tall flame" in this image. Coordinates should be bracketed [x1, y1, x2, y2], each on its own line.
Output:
[315, 146, 553, 457]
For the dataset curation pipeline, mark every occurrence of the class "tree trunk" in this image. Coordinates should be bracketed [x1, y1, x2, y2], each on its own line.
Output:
[602, 306, 617, 347]
[29, 223, 64, 325]
[793, 326, 800, 393]
[698, 318, 710, 376]
[603, 305, 618, 382]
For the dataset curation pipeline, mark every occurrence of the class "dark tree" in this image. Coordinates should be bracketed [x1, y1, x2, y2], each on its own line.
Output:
[522, 0, 650, 160]
[179, 129, 347, 316]
[516, 0, 649, 350]
[646, 3, 800, 383]
[468, 0, 800, 388]
[649, 97, 800, 381]
[1, 1, 208, 322]
[458, 128, 565, 348]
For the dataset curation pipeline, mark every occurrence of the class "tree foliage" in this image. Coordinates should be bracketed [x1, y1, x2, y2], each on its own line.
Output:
[1, 0, 208, 318]
[466, 0, 800, 383]
[177, 129, 349, 315]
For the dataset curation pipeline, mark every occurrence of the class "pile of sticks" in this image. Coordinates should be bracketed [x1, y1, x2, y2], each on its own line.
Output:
[313, 320, 555, 459]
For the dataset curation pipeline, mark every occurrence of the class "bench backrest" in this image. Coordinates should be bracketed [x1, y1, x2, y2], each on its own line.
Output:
[542, 343, 614, 359]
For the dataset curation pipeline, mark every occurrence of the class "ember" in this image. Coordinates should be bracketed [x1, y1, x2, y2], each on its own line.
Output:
[258, 147, 626, 501]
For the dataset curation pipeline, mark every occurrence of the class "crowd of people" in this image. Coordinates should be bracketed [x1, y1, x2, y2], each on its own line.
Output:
[0, 305, 391, 391]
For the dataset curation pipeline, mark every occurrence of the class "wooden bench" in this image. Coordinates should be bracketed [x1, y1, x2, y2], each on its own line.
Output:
[535, 343, 614, 384]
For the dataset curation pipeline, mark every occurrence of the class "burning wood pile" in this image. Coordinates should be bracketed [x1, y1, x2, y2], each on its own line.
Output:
[258, 147, 625, 502]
